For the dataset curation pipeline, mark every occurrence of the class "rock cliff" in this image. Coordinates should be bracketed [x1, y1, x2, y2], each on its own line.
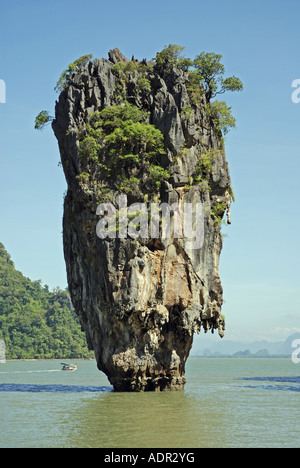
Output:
[53, 48, 232, 391]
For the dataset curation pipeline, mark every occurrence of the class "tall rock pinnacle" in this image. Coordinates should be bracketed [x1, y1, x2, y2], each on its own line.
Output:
[53, 48, 232, 391]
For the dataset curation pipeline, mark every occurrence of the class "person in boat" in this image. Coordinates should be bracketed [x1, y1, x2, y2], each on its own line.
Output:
[61, 362, 77, 371]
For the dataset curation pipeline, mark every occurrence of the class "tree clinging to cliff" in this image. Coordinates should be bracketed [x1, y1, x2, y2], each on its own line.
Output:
[192, 51, 243, 101]
[156, 45, 243, 102]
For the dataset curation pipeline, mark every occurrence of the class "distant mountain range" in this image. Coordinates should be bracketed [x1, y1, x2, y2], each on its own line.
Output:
[190, 332, 300, 357]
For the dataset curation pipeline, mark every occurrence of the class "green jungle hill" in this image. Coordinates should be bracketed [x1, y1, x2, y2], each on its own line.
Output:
[0, 243, 93, 359]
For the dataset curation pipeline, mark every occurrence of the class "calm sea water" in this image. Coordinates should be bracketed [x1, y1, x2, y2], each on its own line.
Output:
[0, 358, 299, 448]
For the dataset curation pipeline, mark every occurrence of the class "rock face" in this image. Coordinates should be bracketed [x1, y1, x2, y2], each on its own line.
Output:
[53, 48, 232, 391]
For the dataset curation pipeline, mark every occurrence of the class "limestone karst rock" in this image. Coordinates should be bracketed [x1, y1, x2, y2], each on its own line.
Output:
[52, 48, 232, 391]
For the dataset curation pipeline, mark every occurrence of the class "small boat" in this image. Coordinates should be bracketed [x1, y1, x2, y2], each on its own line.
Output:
[61, 362, 77, 371]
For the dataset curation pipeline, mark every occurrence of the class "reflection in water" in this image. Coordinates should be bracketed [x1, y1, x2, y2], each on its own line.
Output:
[66, 390, 227, 448]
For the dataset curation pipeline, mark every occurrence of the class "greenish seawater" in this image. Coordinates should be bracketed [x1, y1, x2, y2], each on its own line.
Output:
[0, 358, 299, 448]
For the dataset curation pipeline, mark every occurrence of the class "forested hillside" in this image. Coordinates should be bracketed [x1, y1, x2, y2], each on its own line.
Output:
[0, 243, 93, 359]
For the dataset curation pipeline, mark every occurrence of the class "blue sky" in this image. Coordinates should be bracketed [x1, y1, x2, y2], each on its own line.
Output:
[0, 0, 300, 342]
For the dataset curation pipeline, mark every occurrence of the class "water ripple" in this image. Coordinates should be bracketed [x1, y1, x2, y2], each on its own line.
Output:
[241, 376, 300, 384]
[243, 384, 300, 392]
[0, 383, 113, 393]
[238, 376, 300, 392]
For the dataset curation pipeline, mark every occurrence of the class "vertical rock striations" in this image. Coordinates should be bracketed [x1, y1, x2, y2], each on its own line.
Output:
[53, 48, 232, 391]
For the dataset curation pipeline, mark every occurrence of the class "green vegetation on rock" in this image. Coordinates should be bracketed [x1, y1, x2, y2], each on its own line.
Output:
[156, 44, 243, 133]
[157, 45, 243, 101]
[206, 100, 236, 135]
[34, 110, 54, 131]
[111, 60, 152, 100]
[77, 103, 169, 194]
[54, 54, 93, 93]
[35, 45, 242, 140]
